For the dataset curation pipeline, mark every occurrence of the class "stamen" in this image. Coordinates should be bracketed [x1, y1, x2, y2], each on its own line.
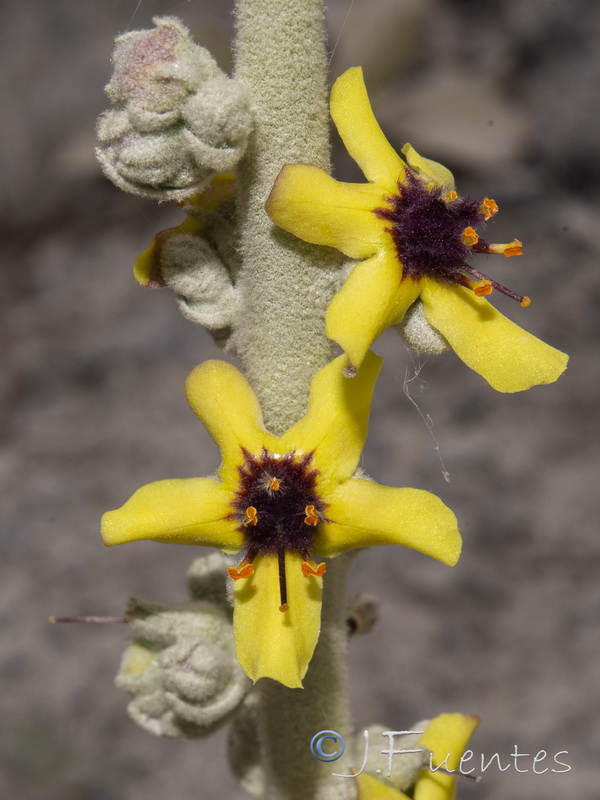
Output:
[473, 238, 522, 257]
[301, 560, 327, 578]
[463, 265, 530, 306]
[480, 197, 499, 220]
[461, 226, 479, 247]
[278, 548, 288, 612]
[444, 190, 458, 202]
[228, 561, 255, 581]
[473, 280, 492, 297]
[244, 506, 258, 526]
[304, 505, 319, 526]
[268, 477, 280, 491]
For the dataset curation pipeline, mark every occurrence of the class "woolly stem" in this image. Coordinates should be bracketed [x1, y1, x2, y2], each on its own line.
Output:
[233, 0, 342, 436]
[232, 2, 356, 799]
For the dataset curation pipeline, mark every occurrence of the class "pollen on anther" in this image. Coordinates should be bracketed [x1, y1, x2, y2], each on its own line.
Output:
[481, 198, 499, 221]
[244, 506, 258, 526]
[301, 561, 327, 578]
[462, 226, 479, 247]
[268, 477, 280, 491]
[304, 505, 319, 526]
[487, 239, 523, 258]
[520, 296, 531, 308]
[279, 603, 289, 612]
[504, 239, 523, 257]
[444, 190, 458, 202]
[228, 563, 255, 581]
[473, 280, 493, 297]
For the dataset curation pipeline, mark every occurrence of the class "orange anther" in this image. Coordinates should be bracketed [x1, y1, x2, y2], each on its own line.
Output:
[244, 506, 258, 526]
[473, 280, 493, 297]
[481, 198, 499, 220]
[279, 603, 289, 612]
[268, 477, 280, 491]
[444, 190, 458, 202]
[520, 296, 531, 308]
[503, 238, 523, 257]
[487, 239, 523, 257]
[304, 505, 319, 526]
[461, 226, 479, 247]
[301, 561, 327, 578]
[228, 563, 255, 581]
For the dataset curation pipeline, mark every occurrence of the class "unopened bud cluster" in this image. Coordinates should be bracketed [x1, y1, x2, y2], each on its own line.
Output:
[116, 555, 250, 738]
[96, 17, 253, 200]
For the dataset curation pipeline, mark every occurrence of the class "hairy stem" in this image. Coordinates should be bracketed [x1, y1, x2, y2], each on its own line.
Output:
[232, 2, 356, 799]
[233, 0, 342, 435]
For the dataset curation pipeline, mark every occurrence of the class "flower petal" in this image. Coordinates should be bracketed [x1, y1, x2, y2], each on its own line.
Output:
[185, 361, 278, 484]
[415, 713, 480, 800]
[266, 164, 385, 259]
[317, 479, 461, 566]
[327, 252, 421, 371]
[101, 478, 242, 553]
[232, 552, 323, 688]
[401, 144, 455, 192]
[330, 67, 404, 188]
[280, 352, 382, 490]
[358, 774, 410, 800]
[420, 278, 569, 392]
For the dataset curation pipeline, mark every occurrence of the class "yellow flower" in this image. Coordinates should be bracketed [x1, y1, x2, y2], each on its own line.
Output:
[102, 352, 461, 688]
[358, 713, 480, 800]
[266, 67, 568, 393]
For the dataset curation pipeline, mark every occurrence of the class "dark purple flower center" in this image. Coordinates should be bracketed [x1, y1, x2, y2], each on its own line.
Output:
[231, 448, 327, 560]
[228, 448, 328, 610]
[373, 169, 529, 306]
[375, 169, 486, 287]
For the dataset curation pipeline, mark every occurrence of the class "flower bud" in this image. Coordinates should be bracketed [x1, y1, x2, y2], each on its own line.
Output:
[395, 300, 450, 355]
[96, 16, 253, 200]
[116, 588, 250, 738]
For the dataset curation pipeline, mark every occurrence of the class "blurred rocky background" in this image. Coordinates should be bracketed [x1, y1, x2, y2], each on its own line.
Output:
[1, 1, 597, 798]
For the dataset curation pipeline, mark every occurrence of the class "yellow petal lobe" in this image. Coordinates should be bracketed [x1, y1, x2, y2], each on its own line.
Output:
[266, 164, 385, 259]
[233, 552, 323, 688]
[326, 252, 420, 372]
[420, 278, 568, 392]
[330, 67, 404, 188]
[358, 773, 410, 800]
[415, 713, 480, 800]
[185, 361, 278, 484]
[101, 478, 242, 553]
[401, 144, 455, 192]
[281, 352, 382, 490]
[318, 479, 461, 566]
